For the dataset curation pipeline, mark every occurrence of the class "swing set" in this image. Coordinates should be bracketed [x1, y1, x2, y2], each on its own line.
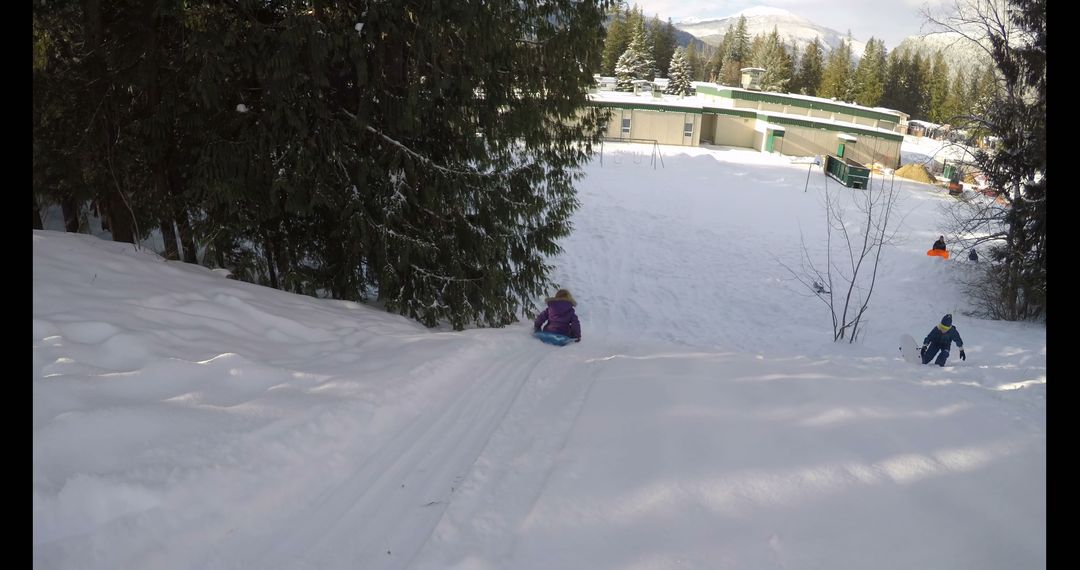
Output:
[598, 137, 665, 169]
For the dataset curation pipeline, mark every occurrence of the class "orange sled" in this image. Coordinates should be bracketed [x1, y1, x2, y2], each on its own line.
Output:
[926, 249, 950, 260]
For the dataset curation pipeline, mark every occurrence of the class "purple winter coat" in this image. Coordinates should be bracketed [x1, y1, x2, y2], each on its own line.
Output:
[533, 299, 581, 340]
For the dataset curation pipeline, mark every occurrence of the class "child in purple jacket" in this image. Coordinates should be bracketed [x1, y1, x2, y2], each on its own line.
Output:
[533, 289, 581, 342]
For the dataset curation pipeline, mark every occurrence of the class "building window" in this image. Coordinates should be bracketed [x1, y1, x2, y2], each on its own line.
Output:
[684, 122, 694, 137]
[621, 118, 631, 135]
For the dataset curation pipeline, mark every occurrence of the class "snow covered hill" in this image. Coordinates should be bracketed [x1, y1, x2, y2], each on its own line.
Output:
[676, 6, 866, 59]
[34, 142, 1045, 569]
[894, 30, 994, 79]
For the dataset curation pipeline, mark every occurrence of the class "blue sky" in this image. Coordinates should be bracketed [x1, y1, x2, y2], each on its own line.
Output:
[631, 0, 941, 49]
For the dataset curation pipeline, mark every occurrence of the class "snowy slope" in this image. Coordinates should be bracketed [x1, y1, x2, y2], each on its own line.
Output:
[894, 31, 994, 79]
[33, 142, 1045, 569]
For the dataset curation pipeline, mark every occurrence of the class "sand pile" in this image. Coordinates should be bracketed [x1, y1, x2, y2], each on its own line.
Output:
[894, 163, 935, 183]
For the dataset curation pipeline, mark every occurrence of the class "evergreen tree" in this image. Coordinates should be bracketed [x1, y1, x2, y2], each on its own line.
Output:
[794, 38, 825, 96]
[650, 16, 677, 77]
[918, 52, 935, 118]
[710, 18, 733, 85]
[33, 3, 93, 235]
[35, 0, 619, 330]
[720, 15, 751, 85]
[904, 51, 930, 118]
[819, 36, 854, 100]
[719, 58, 742, 87]
[970, 64, 1000, 115]
[665, 46, 693, 95]
[749, 34, 766, 65]
[881, 48, 907, 111]
[601, 5, 639, 76]
[730, 15, 751, 62]
[685, 42, 705, 81]
[930, 0, 1045, 320]
[614, 19, 656, 90]
[750, 27, 792, 92]
[786, 41, 800, 93]
[878, 47, 971, 123]
[927, 51, 952, 123]
[944, 67, 969, 125]
[33, 0, 154, 245]
[853, 38, 887, 107]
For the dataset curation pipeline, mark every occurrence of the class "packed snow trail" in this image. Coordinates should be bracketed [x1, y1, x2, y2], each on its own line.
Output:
[249, 334, 548, 569]
[407, 340, 614, 570]
[412, 349, 1044, 570]
[33, 232, 592, 569]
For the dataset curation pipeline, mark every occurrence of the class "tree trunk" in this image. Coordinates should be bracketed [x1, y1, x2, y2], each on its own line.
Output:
[275, 192, 294, 292]
[214, 235, 227, 270]
[61, 197, 80, 232]
[154, 159, 180, 259]
[33, 203, 44, 230]
[163, 153, 199, 264]
[263, 233, 279, 289]
[105, 190, 135, 243]
[327, 240, 344, 299]
[273, 233, 290, 292]
[1005, 189, 1024, 320]
[146, 7, 196, 263]
[159, 216, 180, 260]
[176, 208, 199, 264]
[83, 0, 135, 245]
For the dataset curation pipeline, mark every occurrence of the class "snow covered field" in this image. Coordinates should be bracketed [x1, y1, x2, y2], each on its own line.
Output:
[34, 142, 1045, 569]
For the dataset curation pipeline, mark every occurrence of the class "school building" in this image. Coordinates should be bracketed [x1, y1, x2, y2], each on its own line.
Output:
[589, 77, 908, 169]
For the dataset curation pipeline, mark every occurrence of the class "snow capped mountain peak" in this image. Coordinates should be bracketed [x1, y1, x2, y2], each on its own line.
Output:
[734, 6, 795, 18]
[675, 7, 865, 58]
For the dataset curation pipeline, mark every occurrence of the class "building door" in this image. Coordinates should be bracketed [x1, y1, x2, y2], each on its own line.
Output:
[700, 114, 717, 144]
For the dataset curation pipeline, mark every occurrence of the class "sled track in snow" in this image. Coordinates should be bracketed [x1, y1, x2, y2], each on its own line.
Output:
[254, 338, 550, 569]
[405, 343, 614, 569]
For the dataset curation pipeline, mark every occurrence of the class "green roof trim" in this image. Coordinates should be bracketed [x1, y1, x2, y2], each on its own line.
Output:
[694, 85, 725, 97]
[702, 106, 757, 119]
[700, 87, 902, 123]
[588, 99, 902, 142]
[762, 115, 904, 142]
[592, 100, 703, 114]
[592, 100, 755, 119]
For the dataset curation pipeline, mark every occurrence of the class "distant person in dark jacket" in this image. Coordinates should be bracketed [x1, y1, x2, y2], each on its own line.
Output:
[932, 236, 947, 251]
[968, 249, 979, 262]
[534, 289, 581, 342]
[921, 313, 966, 366]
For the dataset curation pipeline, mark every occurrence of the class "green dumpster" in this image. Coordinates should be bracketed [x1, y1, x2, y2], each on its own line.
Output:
[824, 155, 871, 189]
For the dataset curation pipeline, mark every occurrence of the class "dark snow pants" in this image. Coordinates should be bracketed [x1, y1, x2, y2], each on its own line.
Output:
[921, 342, 950, 366]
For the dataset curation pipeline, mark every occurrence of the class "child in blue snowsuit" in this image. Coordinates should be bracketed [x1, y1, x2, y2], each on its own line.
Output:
[921, 313, 966, 366]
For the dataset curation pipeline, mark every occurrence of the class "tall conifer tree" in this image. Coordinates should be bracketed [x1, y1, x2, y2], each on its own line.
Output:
[615, 19, 656, 90]
[34, 0, 618, 330]
[794, 38, 824, 96]
[665, 46, 693, 95]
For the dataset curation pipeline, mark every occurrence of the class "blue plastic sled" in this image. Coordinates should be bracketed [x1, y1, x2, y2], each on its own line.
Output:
[533, 331, 575, 346]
